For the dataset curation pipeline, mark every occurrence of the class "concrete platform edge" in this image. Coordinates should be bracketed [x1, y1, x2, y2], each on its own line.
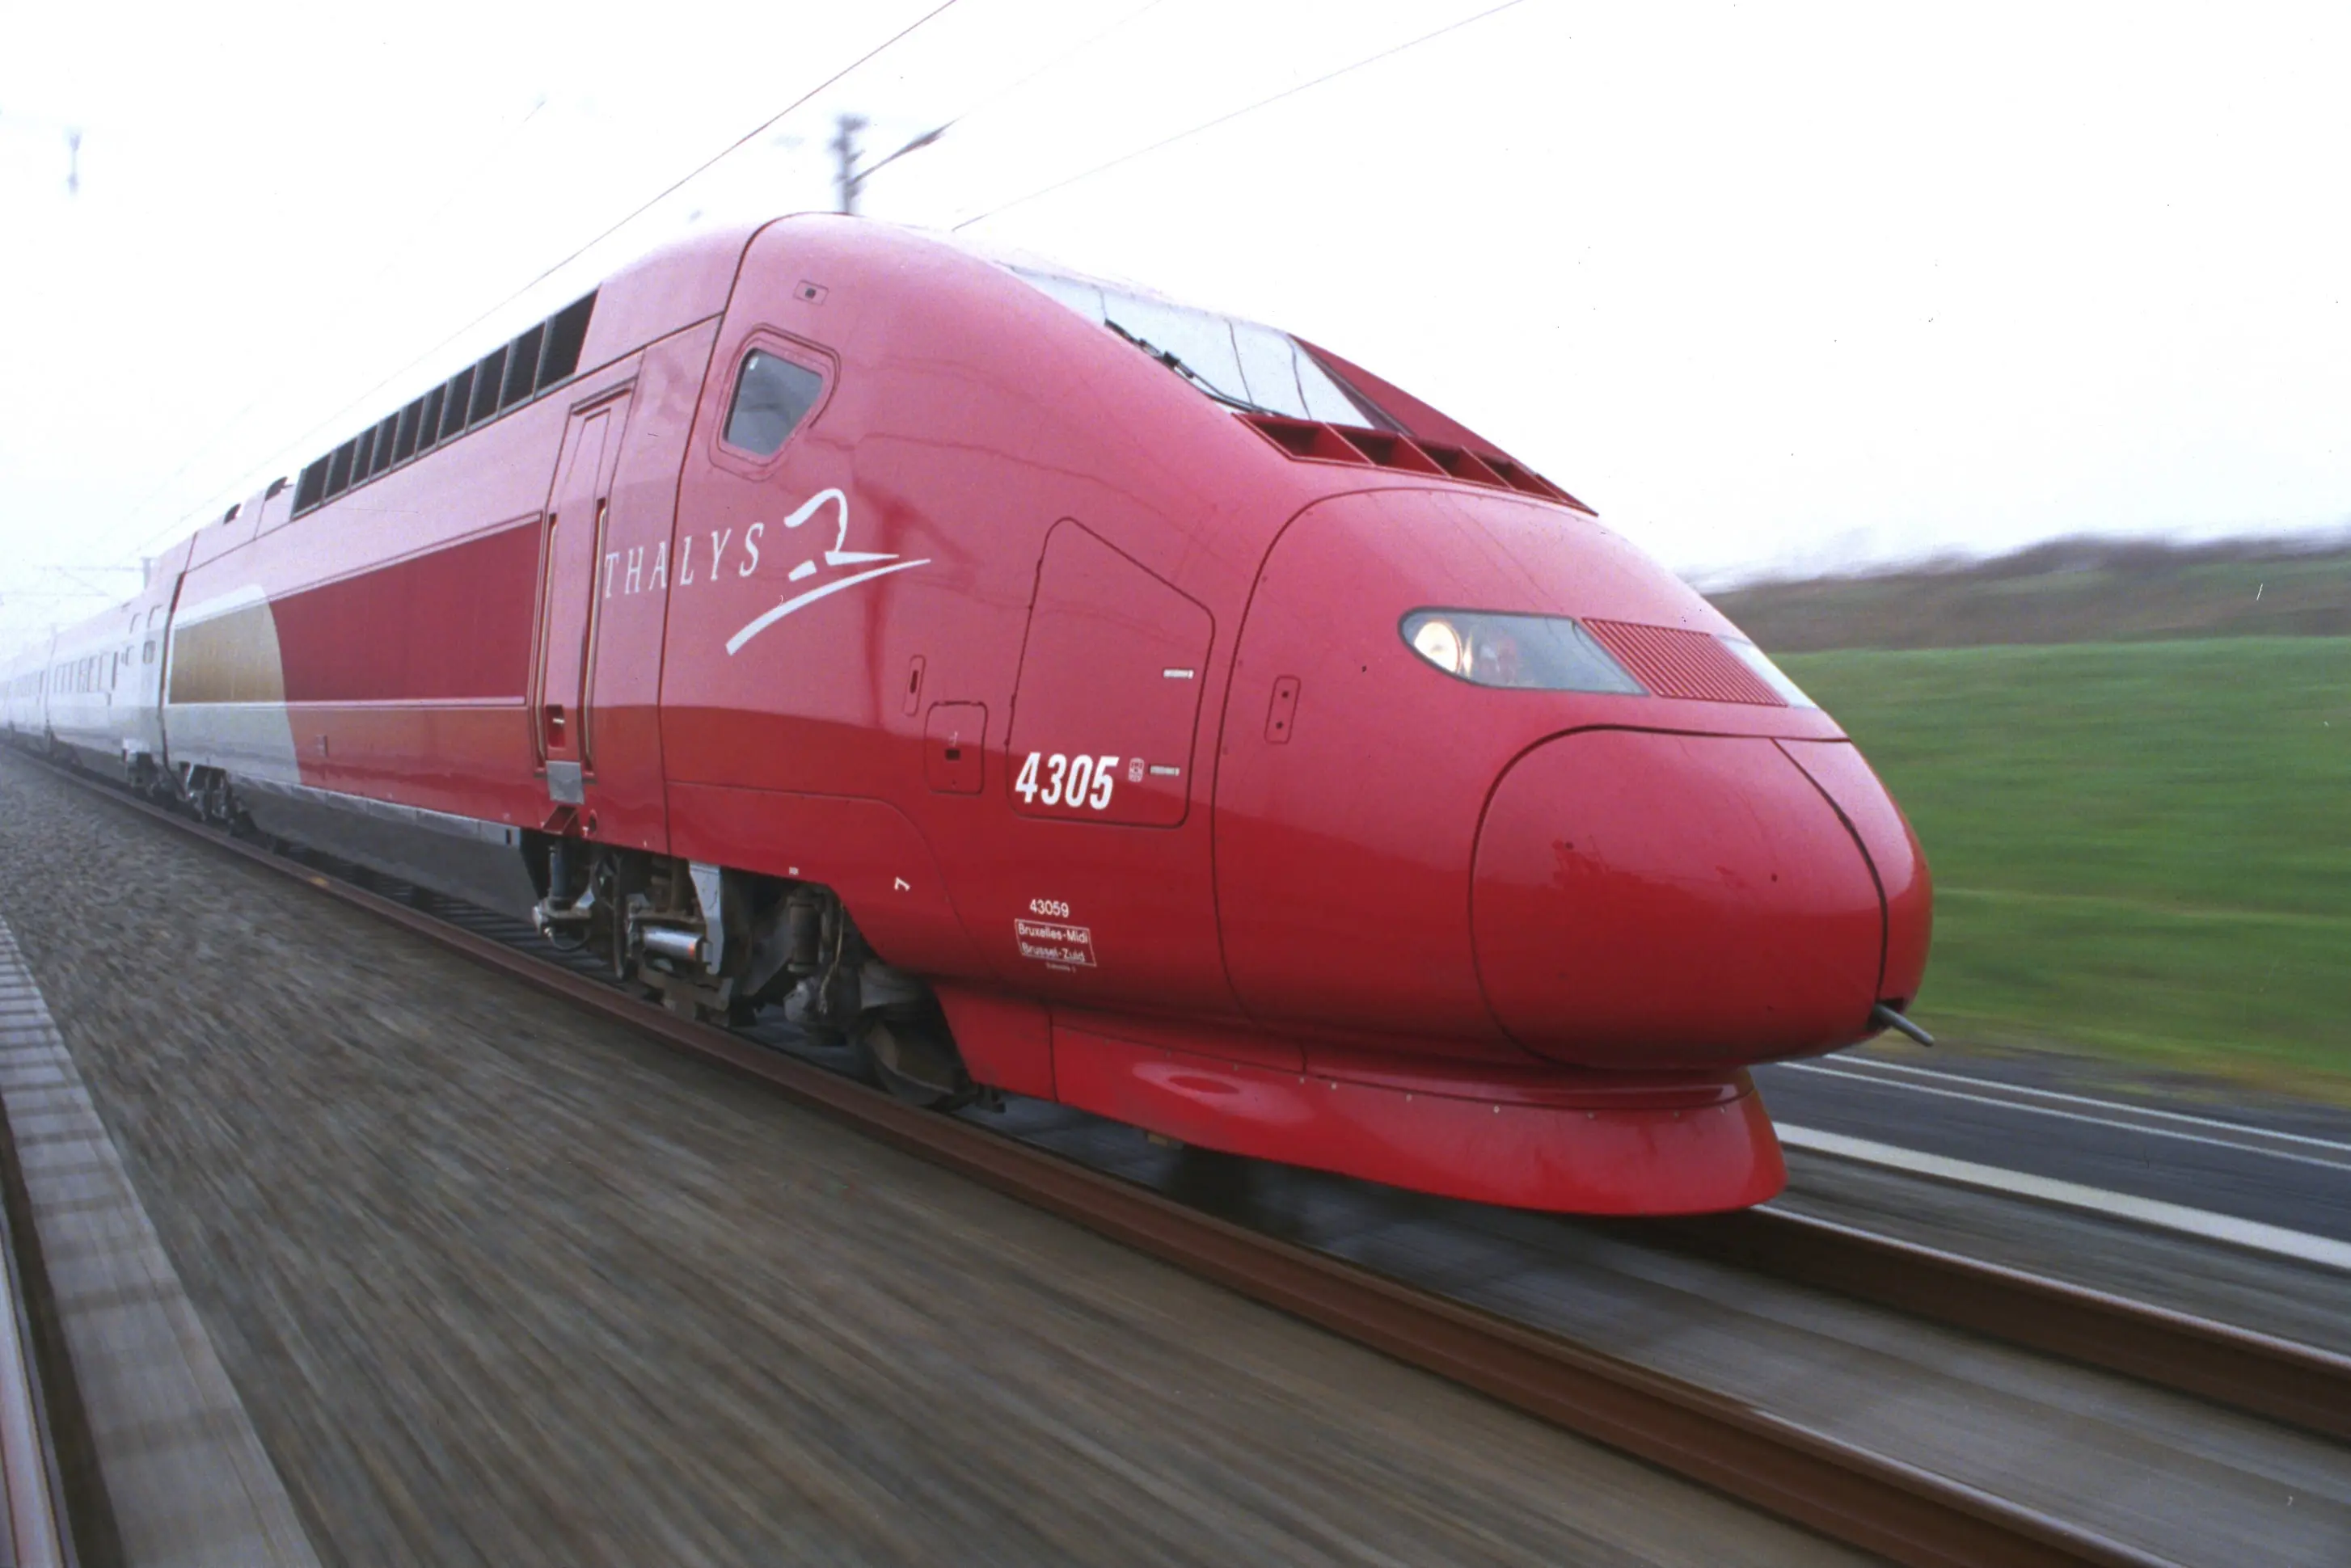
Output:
[0, 912, 318, 1567]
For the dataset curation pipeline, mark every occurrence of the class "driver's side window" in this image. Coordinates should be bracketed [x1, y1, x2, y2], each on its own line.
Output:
[723, 349, 825, 457]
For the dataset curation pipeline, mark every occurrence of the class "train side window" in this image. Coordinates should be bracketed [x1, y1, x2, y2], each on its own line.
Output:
[441, 369, 474, 440]
[722, 350, 825, 457]
[500, 324, 543, 409]
[469, 348, 505, 424]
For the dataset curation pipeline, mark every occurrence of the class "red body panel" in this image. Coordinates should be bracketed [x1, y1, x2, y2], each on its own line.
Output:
[576, 321, 724, 851]
[1051, 1019, 1785, 1214]
[1212, 487, 1848, 1051]
[1780, 739, 1935, 1010]
[1473, 731, 1883, 1063]
[273, 522, 538, 703]
[1007, 522, 1213, 830]
[38, 214, 1934, 1214]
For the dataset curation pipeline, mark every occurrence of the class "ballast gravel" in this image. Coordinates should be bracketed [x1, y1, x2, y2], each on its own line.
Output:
[0, 754, 1857, 1568]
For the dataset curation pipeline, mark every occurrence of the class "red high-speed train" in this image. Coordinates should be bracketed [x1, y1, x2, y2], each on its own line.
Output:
[2, 216, 1931, 1213]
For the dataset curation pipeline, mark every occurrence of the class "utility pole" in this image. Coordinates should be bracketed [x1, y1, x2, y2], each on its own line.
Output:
[830, 114, 867, 214]
[830, 112, 948, 217]
[0, 108, 89, 196]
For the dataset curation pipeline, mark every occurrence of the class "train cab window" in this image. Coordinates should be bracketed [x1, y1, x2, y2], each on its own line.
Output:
[1009, 266, 1393, 430]
[722, 350, 825, 457]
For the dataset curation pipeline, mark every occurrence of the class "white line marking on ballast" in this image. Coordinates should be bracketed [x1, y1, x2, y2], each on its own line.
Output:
[1775, 1124, 2351, 1273]
[1773, 1060, 2351, 1174]
[1782, 1055, 2351, 1157]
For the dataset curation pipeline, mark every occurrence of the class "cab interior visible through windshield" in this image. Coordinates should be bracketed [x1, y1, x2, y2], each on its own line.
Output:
[1011, 268, 1393, 429]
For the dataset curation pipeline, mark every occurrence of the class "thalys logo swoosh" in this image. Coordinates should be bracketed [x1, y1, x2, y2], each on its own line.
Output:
[726, 489, 931, 656]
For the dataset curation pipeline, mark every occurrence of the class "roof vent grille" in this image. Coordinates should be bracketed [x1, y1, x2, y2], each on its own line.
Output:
[1239, 412, 1589, 512]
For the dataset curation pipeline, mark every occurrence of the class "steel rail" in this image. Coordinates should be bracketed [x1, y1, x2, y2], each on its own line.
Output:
[1647, 1209, 2351, 1444]
[0, 1141, 67, 1568]
[19, 757, 2200, 1568]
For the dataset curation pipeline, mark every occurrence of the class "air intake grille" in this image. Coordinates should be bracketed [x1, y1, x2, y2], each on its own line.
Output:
[1583, 622, 1786, 706]
[1239, 413, 1592, 512]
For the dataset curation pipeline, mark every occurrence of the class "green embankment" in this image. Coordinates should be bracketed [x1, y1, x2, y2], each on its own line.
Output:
[1781, 639, 2351, 1097]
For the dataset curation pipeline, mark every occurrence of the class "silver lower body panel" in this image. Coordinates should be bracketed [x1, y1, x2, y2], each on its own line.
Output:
[234, 778, 541, 923]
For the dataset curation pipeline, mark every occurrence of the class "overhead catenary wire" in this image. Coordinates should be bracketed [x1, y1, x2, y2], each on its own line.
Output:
[938, 0, 1171, 132]
[952, 0, 1531, 231]
[113, 0, 969, 570]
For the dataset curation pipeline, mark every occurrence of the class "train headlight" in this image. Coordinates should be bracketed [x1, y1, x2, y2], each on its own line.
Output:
[1399, 610, 1646, 693]
[1409, 615, 1467, 675]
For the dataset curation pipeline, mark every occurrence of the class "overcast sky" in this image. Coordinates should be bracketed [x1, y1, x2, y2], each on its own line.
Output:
[3, 0, 2347, 647]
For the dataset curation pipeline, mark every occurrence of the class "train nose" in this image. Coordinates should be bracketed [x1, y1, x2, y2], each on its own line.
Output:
[1473, 731, 1896, 1066]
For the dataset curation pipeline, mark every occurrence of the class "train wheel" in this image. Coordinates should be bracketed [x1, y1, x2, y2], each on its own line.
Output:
[859, 1014, 973, 1112]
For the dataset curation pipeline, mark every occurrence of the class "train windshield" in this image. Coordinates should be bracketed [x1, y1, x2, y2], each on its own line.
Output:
[1011, 268, 1392, 430]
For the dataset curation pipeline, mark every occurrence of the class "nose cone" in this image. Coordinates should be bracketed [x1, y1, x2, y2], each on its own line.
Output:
[1473, 731, 1885, 1065]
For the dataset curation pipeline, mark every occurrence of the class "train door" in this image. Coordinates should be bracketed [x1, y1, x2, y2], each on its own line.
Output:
[982, 519, 1230, 1005]
[534, 390, 632, 803]
[1007, 521, 1212, 828]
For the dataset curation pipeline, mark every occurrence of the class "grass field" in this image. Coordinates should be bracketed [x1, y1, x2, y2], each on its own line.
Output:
[1781, 638, 2351, 1098]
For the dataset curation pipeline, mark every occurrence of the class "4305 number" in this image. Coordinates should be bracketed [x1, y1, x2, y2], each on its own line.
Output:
[1015, 751, 1118, 811]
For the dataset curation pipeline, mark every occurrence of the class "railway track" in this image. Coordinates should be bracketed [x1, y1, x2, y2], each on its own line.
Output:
[19, 755, 2351, 1568]
[1644, 1207, 2351, 1445]
[0, 945, 76, 1566]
